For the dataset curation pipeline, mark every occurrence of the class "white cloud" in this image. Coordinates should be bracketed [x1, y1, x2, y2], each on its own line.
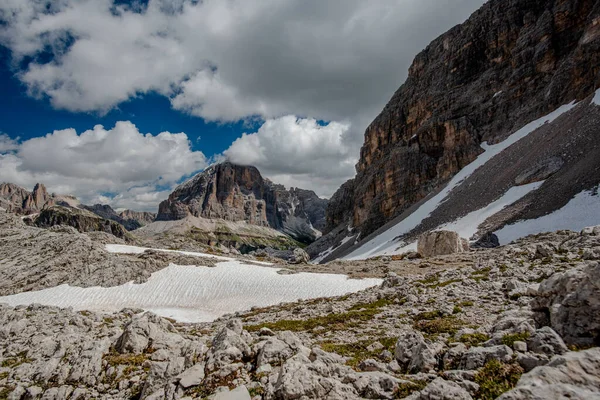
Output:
[0, 0, 486, 196]
[0, 134, 20, 152]
[0, 122, 206, 211]
[224, 116, 354, 198]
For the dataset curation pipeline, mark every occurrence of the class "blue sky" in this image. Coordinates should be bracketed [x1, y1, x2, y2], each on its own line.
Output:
[0, 46, 252, 158]
[0, 0, 484, 211]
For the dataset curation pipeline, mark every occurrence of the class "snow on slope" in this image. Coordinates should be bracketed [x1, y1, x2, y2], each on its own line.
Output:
[496, 186, 600, 244]
[105, 244, 235, 262]
[389, 182, 545, 255]
[0, 259, 381, 323]
[593, 88, 600, 106]
[344, 101, 576, 260]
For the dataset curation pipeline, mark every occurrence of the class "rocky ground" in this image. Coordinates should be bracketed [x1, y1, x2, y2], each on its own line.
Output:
[0, 211, 219, 296]
[1, 222, 599, 399]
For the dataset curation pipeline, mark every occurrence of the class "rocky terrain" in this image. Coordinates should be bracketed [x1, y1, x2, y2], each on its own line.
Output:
[1, 223, 599, 399]
[157, 162, 327, 244]
[81, 205, 156, 231]
[316, 0, 600, 259]
[0, 210, 219, 296]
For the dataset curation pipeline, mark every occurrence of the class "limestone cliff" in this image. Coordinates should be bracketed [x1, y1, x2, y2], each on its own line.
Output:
[0, 183, 55, 214]
[157, 162, 327, 243]
[326, 0, 600, 238]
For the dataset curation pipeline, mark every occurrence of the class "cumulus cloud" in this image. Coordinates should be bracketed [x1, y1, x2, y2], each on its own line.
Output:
[224, 116, 354, 197]
[0, 0, 486, 195]
[0, 134, 19, 152]
[0, 122, 206, 210]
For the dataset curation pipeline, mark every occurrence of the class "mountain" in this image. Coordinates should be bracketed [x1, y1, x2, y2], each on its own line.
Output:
[0, 183, 55, 214]
[81, 204, 156, 231]
[157, 161, 328, 244]
[118, 209, 156, 227]
[310, 0, 600, 262]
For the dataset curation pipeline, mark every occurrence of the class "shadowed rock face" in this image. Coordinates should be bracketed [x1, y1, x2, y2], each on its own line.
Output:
[326, 0, 600, 238]
[157, 162, 328, 243]
[82, 204, 156, 231]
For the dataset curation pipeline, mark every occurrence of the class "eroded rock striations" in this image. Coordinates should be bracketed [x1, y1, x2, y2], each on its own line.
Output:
[157, 162, 327, 243]
[325, 0, 600, 240]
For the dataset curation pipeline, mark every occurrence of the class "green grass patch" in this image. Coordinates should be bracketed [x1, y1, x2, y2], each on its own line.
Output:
[246, 297, 394, 332]
[320, 337, 396, 368]
[414, 310, 443, 321]
[457, 300, 474, 307]
[393, 380, 428, 398]
[458, 333, 490, 347]
[413, 316, 464, 336]
[470, 267, 491, 283]
[1, 352, 33, 368]
[474, 360, 523, 400]
[501, 332, 530, 347]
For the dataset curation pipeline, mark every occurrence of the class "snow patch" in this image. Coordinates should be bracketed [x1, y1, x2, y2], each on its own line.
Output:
[0, 260, 381, 323]
[362, 182, 544, 257]
[495, 186, 600, 244]
[440, 182, 544, 239]
[593, 88, 600, 106]
[344, 101, 576, 260]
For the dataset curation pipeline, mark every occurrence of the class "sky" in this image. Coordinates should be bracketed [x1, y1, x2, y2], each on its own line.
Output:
[0, 0, 485, 211]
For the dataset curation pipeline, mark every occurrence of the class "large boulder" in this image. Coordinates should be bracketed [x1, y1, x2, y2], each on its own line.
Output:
[394, 330, 437, 373]
[531, 262, 600, 345]
[498, 348, 600, 400]
[417, 231, 469, 258]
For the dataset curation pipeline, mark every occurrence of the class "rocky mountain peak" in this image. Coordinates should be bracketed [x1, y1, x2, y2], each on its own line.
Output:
[156, 162, 328, 243]
[0, 182, 55, 214]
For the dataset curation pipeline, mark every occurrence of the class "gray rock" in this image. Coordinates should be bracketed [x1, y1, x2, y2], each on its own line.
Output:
[177, 363, 205, 388]
[498, 348, 600, 399]
[460, 345, 513, 370]
[212, 385, 252, 400]
[395, 330, 437, 373]
[418, 377, 473, 400]
[527, 327, 568, 356]
[531, 262, 600, 345]
[417, 231, 469, 258]
[513, 341, 527, 353]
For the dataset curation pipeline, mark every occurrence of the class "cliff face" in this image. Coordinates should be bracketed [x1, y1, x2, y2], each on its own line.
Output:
[0, 183, 55, 214]
[33, 206, 130, 240]
[118, 210, 156, 227]
[157, 162, 328, 243]
[327, 0, 600, 237]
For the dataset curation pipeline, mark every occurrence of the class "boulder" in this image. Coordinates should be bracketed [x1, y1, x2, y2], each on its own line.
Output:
[472, 233, 500, 249]
[290, 247, 310, 264]
[417, 231, 469, 258]
[460, 345, 513, 370]
[177, 363, 205, 388]
[394, 330, 437, 373]
[531, 262, 600, 345]
[115, 312, 182, 354]
[498, 348, 600, 399]
[527, 327, 568, 357]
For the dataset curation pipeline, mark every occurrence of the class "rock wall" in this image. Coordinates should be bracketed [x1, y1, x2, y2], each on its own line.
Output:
[0, 182, 55, 214]
[157, 162, 328, 243]
[326, 0, 600, 238]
